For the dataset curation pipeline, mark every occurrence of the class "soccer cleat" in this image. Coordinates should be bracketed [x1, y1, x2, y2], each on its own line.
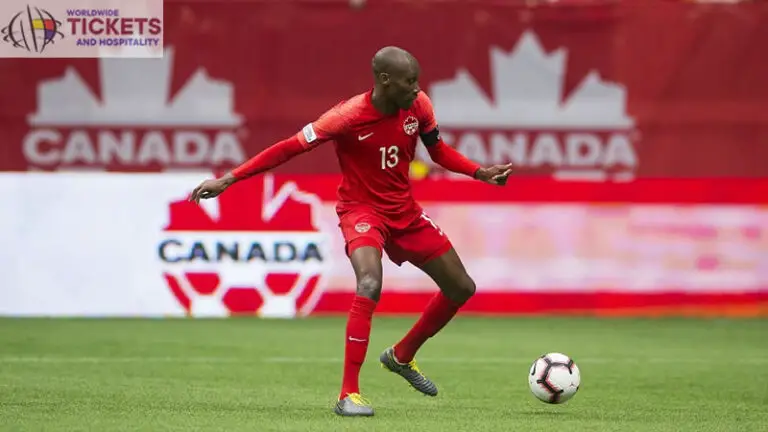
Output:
[334, 393, 374, 417]
[379, 347, 438, 396]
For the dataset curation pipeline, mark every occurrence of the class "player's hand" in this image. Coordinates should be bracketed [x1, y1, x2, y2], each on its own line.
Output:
[475, 164, 513, 186]
[189, 174, 236, 204]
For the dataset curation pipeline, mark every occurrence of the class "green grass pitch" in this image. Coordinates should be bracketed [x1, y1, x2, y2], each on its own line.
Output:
[1, 317, 766, 431]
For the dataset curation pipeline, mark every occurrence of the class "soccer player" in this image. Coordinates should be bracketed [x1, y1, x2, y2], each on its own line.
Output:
[190, 46, 512, 417]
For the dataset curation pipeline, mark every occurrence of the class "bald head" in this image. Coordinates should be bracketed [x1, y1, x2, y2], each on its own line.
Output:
[372, 46, 419, 78]
[370, 46, 422, 112]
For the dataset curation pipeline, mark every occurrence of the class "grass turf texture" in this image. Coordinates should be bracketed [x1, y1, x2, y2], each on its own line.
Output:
[0, 317, 766, 431]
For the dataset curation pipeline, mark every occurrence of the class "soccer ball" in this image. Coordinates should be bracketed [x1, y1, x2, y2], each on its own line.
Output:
[528, 352, 581, 404]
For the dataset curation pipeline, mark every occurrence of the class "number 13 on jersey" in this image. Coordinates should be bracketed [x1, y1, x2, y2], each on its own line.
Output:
[379, 146, 399, 169]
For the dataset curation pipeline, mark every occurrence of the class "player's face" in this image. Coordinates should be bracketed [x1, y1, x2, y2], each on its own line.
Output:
[385, 66, 420, 110]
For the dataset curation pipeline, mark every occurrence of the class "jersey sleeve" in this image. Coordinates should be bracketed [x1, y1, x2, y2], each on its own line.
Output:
[414, 91, 438, 133]
[295, 102, 351, 149]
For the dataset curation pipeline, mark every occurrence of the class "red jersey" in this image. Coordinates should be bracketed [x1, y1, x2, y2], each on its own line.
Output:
[295, 90, 438, 228]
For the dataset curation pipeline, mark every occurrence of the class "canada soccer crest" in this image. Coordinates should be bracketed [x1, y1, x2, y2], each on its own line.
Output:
[403, 115, 419, 136]
[157, 175, 331, 318]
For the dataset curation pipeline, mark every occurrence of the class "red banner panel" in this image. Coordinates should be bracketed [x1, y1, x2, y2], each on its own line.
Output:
[1, 0, 766, 180]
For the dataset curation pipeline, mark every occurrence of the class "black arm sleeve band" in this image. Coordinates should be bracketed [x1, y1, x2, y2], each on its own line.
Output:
[419, 128, 440, 147]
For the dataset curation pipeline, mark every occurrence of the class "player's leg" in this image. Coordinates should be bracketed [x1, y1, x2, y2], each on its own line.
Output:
[335, 212, 386, 417]
[339, 246, 382, 400]
[393, 246, 475, 361]
[380, 248, 474, 396]
[379, 213, 474, 396]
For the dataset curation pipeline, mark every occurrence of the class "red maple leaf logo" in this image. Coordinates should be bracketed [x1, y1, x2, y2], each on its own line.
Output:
[159, 175, 329, 318]
[165, 175, 318, 232]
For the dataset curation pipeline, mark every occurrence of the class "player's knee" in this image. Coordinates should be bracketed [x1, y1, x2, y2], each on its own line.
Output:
[445, 276, 475, 304]
[459, 276, 476, 301]
[356, 273, 382, 302]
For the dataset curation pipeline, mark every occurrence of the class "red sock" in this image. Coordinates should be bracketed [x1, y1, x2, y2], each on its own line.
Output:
[339, 295, 377, 399]
[393, 292, 461, 363]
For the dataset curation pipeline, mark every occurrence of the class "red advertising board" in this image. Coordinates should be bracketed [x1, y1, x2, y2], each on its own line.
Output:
[0, 0, 766, 179]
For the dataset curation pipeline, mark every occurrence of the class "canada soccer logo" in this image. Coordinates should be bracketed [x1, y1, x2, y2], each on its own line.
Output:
[403, 115, 419, 136]
[157, 175, 330, 318]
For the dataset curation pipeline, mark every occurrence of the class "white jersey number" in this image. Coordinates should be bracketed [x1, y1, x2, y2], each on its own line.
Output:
[379, 146, 399, 169]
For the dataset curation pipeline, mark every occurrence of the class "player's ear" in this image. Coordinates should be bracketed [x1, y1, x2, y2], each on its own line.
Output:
[379, 72, 390, 85]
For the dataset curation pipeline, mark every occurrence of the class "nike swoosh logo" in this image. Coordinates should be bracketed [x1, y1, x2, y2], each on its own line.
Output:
[348, 337, 367, 342]
[358, 132, 374, 141]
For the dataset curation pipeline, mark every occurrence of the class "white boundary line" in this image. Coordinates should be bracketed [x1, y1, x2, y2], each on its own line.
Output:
[0, 356, 765, 365]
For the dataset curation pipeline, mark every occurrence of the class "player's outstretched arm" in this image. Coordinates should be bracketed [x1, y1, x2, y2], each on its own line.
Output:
[416, 92, 511, 186]
[189, 103, 347, 204]
[423, 136, 512, 186]
[189, 135, 308, 203]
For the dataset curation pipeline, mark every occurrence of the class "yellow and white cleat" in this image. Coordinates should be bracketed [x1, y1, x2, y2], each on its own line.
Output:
[334, 393, 374, 417]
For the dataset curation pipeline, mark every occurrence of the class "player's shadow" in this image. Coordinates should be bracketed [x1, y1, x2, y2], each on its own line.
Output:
[515, 409, 578, 418]
[520, 410, 565, 415]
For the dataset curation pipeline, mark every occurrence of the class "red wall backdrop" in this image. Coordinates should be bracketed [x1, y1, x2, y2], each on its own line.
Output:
[0, 0, 766, 178]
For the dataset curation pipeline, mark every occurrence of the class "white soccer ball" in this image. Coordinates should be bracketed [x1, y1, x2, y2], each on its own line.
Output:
[528, 352, 581, 404]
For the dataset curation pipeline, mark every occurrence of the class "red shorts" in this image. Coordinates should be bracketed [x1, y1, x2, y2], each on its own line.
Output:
[338, 208, 452, 266]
